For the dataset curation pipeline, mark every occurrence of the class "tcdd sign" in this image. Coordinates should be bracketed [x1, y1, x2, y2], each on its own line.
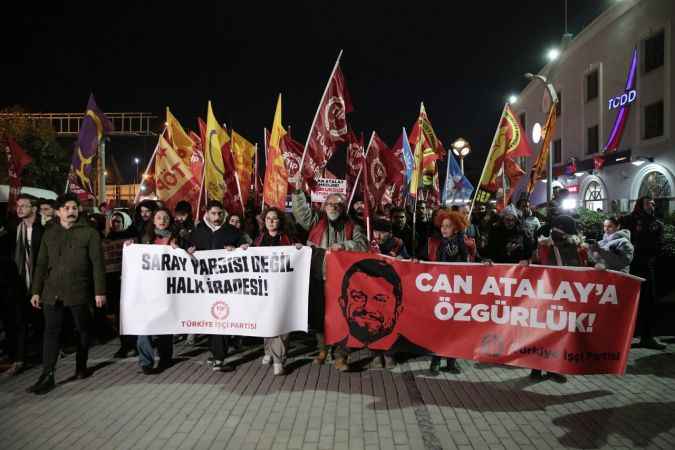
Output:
[608, 89, 637, 111]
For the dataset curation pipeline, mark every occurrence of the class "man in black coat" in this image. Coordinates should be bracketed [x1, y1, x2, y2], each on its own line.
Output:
[187, 200, 245, 372]
[624, 196, 666, 350]
[4, 194, 45, 375]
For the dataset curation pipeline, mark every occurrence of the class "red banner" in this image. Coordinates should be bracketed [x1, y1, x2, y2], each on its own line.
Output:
[325, 252, 642, 375]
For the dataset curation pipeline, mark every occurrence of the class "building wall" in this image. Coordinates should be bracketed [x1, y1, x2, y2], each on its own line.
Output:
[514, 0, 674, 217]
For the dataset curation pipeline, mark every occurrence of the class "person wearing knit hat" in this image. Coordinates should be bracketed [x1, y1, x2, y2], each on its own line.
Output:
[372, 219, 409, 259]
[530, 213, 589, 383]
[486, 203, 535, 264]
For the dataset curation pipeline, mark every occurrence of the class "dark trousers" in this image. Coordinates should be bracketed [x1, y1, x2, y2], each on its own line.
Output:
[2, 294, 28, 362]
[42, 303, 91, 374]
[632, 263, 657, 340]
[211, 335, 231, 361]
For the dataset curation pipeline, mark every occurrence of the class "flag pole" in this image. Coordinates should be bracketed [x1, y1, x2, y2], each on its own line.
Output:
[134, 125, 166, 204]
[468, 104, 507, 217]
[195, 156, 207, 219]
[347, 131, 375, 211]
[298, 49, 344, 178]
[411, 116, 424, 259]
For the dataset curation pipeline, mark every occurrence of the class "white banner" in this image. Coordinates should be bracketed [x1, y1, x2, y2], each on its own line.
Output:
[120, 244, 311, 336]
[311, 177, 347, 203]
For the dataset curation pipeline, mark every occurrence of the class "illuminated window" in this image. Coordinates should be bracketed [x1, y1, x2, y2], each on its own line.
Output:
[584, 181, 605, 212]
[639, 171, 672, 218]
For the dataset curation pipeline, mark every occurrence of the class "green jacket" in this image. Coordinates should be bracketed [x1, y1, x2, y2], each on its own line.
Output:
[31, 219, 106, 305]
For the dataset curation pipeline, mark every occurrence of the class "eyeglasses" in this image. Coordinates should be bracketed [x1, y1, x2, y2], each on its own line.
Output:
[325, 202, 344, 208]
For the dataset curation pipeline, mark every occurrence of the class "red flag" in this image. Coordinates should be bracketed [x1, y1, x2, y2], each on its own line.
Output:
[281, 134, 317, 192]
[4, 136, 32, 215]
[594, 155, 605, 171]
[381, 135, 406, 208]
[346, 130, 364, 196]
[365, 133, 390, 213]
[306, 63, 353, 175]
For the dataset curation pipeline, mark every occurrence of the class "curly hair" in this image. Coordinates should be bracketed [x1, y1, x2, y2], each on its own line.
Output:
[433, 209, 468, 232]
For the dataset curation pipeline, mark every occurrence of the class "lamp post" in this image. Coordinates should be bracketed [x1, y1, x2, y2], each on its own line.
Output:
[451, 138, 471, 175]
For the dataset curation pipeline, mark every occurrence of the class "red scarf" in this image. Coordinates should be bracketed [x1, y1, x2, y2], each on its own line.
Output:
[307, 216, 355, 247]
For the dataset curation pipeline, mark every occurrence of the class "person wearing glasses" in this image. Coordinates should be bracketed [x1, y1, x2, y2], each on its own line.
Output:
[291, 178, 368, 371]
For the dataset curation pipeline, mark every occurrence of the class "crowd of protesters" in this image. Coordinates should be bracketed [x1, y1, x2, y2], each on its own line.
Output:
[0, 182, 670, 395]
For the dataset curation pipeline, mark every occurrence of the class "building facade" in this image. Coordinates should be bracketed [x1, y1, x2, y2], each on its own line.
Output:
[514, 0, 673, 219]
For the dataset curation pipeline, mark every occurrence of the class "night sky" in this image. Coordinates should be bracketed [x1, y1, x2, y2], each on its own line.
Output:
[2, 1, 611, 183]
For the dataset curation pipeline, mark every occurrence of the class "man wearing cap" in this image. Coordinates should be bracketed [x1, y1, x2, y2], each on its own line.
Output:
[372, 219, 409, 259]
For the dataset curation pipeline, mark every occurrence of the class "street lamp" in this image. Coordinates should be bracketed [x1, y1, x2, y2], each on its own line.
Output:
[451, 138, 471, 174]
[508, 94, 518, 104]
[547, 48, 560, 62]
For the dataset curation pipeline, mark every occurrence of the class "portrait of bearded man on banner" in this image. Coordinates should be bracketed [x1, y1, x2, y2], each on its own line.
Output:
[337, 258, 428, 353]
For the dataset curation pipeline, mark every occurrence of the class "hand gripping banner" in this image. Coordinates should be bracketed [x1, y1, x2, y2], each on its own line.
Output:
[324, 252, 642, 375]
[121, 245, 311, 337]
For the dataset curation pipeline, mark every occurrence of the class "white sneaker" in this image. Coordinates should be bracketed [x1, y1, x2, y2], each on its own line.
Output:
[273, 363, 287, 376]
[262, 355, 272, 365]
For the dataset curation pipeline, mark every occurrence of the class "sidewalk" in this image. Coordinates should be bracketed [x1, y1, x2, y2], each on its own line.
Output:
[1, 337, 674, 450]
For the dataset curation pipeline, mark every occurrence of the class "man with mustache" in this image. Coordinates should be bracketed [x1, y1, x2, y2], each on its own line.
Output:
[337, 259, 426, 362]
[292, 178, 368, 371]
[26, 193, 106, 395]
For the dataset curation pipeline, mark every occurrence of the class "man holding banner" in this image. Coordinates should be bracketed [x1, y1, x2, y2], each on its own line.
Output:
[188, 200, 246, 372]
[292, 177, 368, 371]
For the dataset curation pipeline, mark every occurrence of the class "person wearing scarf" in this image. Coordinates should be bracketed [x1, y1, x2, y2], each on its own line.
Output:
[420, 209, 469, 375]
[7, 194, 44, 375]
[250, 207, 302, 376]
[135, 208, 177, 374]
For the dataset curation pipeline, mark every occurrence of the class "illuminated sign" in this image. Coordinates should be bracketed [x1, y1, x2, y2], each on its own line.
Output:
[604, 47, 638, 152]
[608, 89, 637, 110]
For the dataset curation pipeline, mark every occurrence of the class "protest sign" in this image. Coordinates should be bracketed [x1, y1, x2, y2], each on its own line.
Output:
[121, 244, 311, 337]
[311, 178, 347, 203]
[325, 251, 642, 375]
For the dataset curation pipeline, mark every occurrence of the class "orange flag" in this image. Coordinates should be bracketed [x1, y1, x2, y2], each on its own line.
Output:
[231, 130, 256, 209]
[527, 104, 557, 195]
[263, 94, 288, 209]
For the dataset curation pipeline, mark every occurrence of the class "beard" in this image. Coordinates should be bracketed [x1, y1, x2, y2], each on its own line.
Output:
[327, 211, 341, 221]
[347, 309, 396, 344]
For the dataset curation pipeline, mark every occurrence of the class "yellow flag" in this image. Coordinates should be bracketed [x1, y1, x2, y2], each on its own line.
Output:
[166, 107, 195, 163]
[231, 130, 256, 207]
[204, 101, 229, 201]
[263, 95, 288, 209]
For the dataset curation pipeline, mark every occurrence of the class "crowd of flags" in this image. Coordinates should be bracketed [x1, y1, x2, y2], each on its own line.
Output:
[5, 50, 565, 223]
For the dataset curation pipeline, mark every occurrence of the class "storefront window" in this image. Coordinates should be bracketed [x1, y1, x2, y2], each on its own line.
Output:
[639, 171, 672, 217]
[583, 181, 605, 211]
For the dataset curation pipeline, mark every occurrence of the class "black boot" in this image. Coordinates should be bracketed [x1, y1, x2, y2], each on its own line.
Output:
[445, 358, 461, 374]
[29, 371, 55, 395]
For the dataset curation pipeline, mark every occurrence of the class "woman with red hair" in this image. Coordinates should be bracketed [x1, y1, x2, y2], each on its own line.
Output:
[419, 209, 469, 374]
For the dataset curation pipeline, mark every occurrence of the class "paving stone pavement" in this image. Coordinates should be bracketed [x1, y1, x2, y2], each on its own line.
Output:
[1, 336, 675, 450]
